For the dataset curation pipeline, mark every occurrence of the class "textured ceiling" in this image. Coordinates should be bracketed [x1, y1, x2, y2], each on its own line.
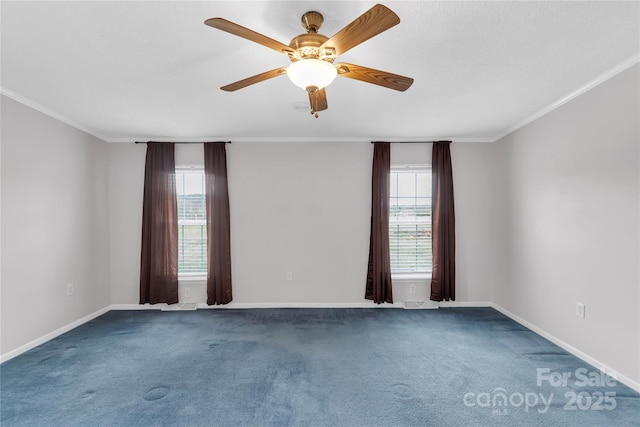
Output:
[1, 1, 638, 142]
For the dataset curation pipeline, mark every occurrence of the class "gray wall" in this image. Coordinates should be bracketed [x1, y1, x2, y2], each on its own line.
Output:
[107, 141, 495, 306]
[491, 64, 639, 384]
[1, 96, 111, 356]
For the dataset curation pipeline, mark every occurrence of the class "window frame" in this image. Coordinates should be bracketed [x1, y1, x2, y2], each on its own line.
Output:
[175, 167, 207, 280]
[389, 165, 432, 278]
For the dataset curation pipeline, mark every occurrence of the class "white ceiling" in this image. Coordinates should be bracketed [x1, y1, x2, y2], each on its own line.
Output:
[1, 1, 638, 143]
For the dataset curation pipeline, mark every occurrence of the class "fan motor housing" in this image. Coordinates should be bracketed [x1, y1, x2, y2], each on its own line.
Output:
[289, 33, 332, 61]
[288, 10, 336, 62]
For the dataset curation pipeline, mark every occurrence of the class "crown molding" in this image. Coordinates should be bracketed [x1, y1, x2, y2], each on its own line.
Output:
[0, 88, 109, 142]
[4, 53, 638, 145]
[491, 53, 640, 142]
[110, 136, 494, 144]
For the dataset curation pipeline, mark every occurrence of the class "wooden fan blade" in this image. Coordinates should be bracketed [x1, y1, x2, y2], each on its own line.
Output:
[205, 17, 295, 55]
[308, 88, 328, 113]
[220, 67, 287, 91]
[335, 63, 413, 91]
[320, 4, 400, 57]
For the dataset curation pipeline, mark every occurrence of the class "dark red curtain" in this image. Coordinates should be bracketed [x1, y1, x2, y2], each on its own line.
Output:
[430, 142, 456, 301]
[204, 143, 233, 305]
[139, 142, 179, 304]
[365, 142, 393, 304]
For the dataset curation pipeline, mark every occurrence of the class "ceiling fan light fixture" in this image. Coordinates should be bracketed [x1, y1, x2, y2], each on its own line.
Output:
[206, 4, 412, 116]
[286, 59, 337, 91]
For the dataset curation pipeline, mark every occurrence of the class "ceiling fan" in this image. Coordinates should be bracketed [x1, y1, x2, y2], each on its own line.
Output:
[204, 4, 414, 117]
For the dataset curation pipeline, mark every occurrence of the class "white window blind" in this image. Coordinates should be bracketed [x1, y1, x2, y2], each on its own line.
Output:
[389, 168, 432, 273]
[176, 168, 207, 275]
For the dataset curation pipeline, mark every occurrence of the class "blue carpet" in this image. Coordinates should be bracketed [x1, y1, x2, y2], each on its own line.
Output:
[1, 308, 639, 426]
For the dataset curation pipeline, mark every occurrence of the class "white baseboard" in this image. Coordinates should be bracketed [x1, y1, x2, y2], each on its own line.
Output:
[113, 301, 493, 310]
[110, 302, 408, 310]
[110, 303, 171, 310]
[196, 301, 408, 309]
[194, 301, 489, 309]
[114, 300, 491, 310]
[439, 300, 492, 308]
[490, 303, 640, 394]
[0, 306, 111, 363]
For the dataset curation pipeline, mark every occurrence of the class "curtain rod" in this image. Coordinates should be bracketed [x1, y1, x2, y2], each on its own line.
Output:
[371, 140, 452, 144]
[134, 141, 231, 144]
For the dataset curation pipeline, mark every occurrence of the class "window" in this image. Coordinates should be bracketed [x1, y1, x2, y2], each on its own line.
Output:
[389, 168, 432, 274]
[176, 168, 207, 276]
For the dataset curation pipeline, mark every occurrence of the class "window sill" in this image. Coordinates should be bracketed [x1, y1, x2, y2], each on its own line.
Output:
[178, 275, 206, 284]
[392, 273, 432, 281]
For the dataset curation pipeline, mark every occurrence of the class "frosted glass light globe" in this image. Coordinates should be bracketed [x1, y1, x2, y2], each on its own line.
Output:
[286, 59, 337, 90]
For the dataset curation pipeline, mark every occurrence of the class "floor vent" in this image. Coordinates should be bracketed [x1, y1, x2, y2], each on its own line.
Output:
[161, 302, 197, 311]
[404, 301, 438, 309]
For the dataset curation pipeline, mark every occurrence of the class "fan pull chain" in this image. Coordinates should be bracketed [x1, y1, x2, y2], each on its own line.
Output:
[307, 86, 320, 118]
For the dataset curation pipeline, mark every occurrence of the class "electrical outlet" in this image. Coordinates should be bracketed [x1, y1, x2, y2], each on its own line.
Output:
[576, 302, 585, 319]
[409, 284, 416, 294]
[185, 288, 191, 298]
[286, 271, 293, 281]
[66, 283, 74, 296]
